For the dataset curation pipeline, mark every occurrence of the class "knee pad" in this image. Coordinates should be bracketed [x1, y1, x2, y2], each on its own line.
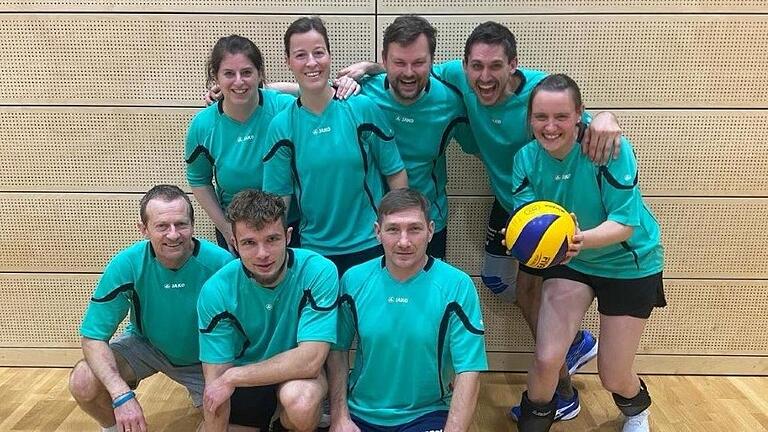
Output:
[613, 378, 651, 417]
[481, 252, 519, 303]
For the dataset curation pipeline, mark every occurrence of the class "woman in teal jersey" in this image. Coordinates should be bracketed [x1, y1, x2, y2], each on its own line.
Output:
[512, 74, 665, 432]
[185, 35, 298, 252]
[263, 17, 408, 276]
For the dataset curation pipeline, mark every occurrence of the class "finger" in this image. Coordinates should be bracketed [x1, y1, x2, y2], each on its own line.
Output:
[336, 67, 350, 78]
[500, 239, 506, 247]
[612, 133, 622, 159]
[581, 127, 591, 154]
[601, 135, 614, 164]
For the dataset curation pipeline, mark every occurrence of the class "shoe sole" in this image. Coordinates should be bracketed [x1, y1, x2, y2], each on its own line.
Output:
[568, 339, 599, 375]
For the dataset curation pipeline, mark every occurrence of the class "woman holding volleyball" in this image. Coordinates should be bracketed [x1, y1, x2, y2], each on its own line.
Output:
[511, 74, 665, 432]
[185, 35, 299, 252]
[263, 16, 408, 275]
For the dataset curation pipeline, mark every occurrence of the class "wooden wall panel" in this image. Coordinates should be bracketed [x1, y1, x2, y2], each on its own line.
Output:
[0, 14, 374, 105]
[378, 15, 768, 108]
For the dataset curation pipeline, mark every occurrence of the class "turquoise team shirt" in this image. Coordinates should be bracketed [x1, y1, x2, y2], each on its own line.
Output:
[262, 96, 405, 256]
[197, 248, 339, 366]
[80, 239, 234, 366]
[359, 73, 467, 232]
[511, 137, 664, 278]
[185, 89, 295, 210]
[335, 257, 488, 426]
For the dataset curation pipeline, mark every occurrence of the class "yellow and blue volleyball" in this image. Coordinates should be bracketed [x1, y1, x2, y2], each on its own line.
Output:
[505, 201, 576, 269]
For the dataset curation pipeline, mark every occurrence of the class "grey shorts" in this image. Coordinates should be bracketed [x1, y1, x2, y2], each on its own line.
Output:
[110, 333, 204, 407]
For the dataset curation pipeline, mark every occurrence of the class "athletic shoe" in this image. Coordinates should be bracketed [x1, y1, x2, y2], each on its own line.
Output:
[509, 388, 581, 422]
[622, 409, 650, 432]
[566, 330, 598, 375]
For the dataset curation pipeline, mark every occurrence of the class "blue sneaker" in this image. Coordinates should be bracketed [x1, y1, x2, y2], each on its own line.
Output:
[508, 388, 581, 422]
[566, 330, 598, 375]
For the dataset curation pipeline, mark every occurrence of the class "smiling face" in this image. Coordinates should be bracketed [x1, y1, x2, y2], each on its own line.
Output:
[464, 42, 518, 106]
[139, 197, 195, 270]
[286, 30, 331, 94]
[216, 52, 260, 107]
[530, 89, 583, 159]
[234, 219, 292, 287]
[382, 33, 432, 103]
[376, 207, 434, 280]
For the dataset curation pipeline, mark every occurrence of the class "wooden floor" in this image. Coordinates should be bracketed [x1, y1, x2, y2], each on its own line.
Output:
[1, 368, 766, 431]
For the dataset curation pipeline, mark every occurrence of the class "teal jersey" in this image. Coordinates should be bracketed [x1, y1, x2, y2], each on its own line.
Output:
[359, 74, 467, 231]
[197, 248, 339, 366]
[80, 239, 234, 366]
[185, 89, 295, 209]
[432, 60, 549, 212]
[511, 136, 664, 278]
[335, 257, 488, 426]
[262, 96, 405, 255]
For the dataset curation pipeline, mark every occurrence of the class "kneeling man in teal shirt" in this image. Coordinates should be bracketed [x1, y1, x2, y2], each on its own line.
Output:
[328, 188, 488, 432]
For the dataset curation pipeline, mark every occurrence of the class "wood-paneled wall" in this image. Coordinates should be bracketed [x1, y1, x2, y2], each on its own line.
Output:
[1, 1, 766, 373]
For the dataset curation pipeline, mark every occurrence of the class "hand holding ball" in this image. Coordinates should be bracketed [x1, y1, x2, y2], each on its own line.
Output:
[504, 201, 576, 269]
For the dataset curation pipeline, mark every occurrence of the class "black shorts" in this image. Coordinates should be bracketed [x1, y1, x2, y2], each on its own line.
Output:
[427, 227, 448, 260]
[541, 266, 667, 319]
[229, 385, 279, 430]
[326, 244, 384, 277]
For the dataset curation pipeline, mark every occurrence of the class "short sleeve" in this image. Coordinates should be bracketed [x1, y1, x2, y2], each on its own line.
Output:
[332, 272, 356, 351]
[80, 252, 135, 341]
[431, 59, 465, 88]
[510, 145, 538, 211]
[197, 280, 243, 364]
[297, 257, 340, 344]
[185, 109, 215, 188]
[262, 116, 296, 197]
[601, 137, 642, 228]
[453, 121, 479, 156]
[362, 99, 404, 176]
[449, 275, 488, 373]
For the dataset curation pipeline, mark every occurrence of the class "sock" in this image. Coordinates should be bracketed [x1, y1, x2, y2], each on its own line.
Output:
[557, 376, 575, 399]
[102, 426, 118, 432]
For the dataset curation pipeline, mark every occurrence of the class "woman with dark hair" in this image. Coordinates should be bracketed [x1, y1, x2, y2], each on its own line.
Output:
[511, 74, 665, 432]
[263, 17, 408, 276]
[185, 35, 298, 252]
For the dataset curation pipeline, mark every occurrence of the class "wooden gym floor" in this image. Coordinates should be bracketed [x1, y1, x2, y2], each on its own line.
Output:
[0, 368, 766, 431]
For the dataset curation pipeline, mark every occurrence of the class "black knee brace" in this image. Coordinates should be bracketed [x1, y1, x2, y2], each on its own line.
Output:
[613, 378, 652, 417]
[518, 391, 556, 432]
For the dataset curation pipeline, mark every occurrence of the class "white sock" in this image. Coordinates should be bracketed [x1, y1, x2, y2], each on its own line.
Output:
[102, 425, 118, 432]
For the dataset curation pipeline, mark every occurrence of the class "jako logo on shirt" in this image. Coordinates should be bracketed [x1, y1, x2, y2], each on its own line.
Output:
[387, 296, 409, 304]
[312, 126, 332, 135]
[395, 115, 414, 124]
[237, 134, 255, 143]
[491, 118, 502, 125]
[554, 174, 572, 181]
[163, 283, 186, 289]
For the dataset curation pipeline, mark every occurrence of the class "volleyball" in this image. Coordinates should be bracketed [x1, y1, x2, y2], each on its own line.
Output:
[505, 201, 576, 269]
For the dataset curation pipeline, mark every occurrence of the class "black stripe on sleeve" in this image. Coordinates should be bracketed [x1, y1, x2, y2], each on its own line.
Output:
[185, 145, 215, 165]
[200, 311, 252, 360]
[436, 301, 485, 399]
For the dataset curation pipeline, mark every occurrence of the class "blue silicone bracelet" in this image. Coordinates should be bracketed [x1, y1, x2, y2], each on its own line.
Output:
[111, 390, 136, 409]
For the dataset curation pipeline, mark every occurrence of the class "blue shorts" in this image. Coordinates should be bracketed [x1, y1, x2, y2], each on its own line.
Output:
[352, 410, 448, 432]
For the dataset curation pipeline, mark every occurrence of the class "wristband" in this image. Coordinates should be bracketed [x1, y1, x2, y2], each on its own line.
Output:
[111, 390, 136, 409]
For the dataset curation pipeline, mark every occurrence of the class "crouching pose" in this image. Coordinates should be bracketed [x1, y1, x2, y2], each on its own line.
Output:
[328, 188, 488, 432]
[197, 190, 339, 431]
[511, 74, 665, 432]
